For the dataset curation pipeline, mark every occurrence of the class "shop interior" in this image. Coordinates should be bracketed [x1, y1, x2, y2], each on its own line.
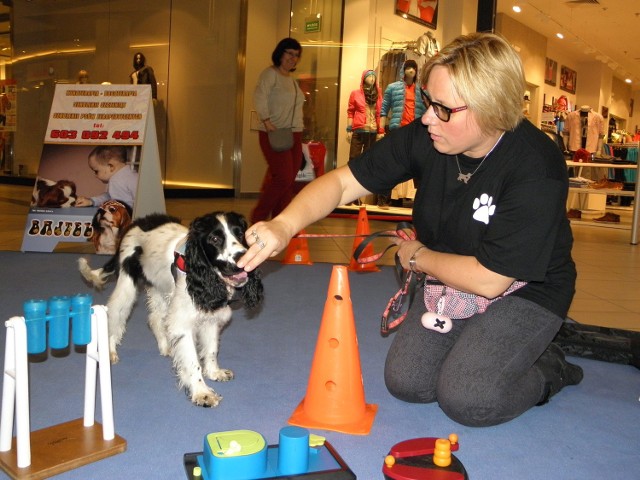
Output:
[0, 2, 638, 480]
[0, 1, 637, 192]
[1, 0, 635, 223]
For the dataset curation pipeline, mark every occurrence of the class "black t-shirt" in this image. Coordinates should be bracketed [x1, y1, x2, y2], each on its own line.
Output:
[349, 118, 576, 318]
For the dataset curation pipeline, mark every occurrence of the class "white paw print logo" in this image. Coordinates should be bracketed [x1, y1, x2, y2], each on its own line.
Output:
[472, 193, 495, 225]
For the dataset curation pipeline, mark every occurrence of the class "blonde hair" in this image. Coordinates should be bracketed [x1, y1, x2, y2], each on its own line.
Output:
[421, 32, 525, 133]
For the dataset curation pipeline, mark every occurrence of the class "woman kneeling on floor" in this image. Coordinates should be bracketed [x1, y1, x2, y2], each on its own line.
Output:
[239, 32, 582, 427]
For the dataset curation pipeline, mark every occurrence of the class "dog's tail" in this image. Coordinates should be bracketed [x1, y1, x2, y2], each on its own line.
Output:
[78, 255, 118, 290]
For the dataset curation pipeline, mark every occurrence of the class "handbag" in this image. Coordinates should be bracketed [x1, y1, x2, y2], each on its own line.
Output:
[267, 77, 297, 152]
[267, 128, 294, 152]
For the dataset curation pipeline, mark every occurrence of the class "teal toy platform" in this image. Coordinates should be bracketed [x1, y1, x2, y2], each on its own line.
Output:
[183, 426, 355, 479]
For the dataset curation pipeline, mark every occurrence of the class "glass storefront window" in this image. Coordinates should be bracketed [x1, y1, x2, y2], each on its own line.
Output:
[2, 1, 242, 194]
[290, 0, 344, 171]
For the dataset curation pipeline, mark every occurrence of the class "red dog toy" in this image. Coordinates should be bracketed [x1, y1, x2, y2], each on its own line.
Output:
[382, 434, 468, 480]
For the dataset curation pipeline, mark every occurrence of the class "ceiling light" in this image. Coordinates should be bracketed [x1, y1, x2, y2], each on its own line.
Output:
[556, 33, 564, 39]
[512, 5, 522, 13]
[625, 79, 632, 84]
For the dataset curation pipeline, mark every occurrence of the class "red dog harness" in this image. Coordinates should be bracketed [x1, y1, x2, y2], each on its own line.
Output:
[174, 238, 188, 274]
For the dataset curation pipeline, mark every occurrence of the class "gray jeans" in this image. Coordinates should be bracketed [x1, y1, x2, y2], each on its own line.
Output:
[384, 294, 563, 427]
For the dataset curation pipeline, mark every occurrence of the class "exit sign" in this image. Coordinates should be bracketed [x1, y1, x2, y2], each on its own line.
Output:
[305, 15, 321, 33]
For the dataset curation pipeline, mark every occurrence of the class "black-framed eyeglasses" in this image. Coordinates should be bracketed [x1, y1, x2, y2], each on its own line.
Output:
[420, 88, 468, 122]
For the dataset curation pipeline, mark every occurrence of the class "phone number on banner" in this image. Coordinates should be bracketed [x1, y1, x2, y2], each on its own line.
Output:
[49, 129, 140, 141]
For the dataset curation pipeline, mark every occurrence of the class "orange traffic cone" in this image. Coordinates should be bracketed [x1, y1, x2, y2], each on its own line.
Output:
[348, 207, 379, 272]
[282, 230, 313, 265]
[288, 265, 378, 435]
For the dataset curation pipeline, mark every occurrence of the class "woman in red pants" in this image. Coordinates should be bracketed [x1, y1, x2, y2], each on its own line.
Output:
[252, 38, 305, 224]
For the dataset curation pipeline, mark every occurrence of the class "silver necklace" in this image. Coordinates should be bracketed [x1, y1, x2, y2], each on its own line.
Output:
[455, 132, 505, 184]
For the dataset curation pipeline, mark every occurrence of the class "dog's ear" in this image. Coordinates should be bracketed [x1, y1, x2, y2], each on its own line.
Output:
[119, 203, 133, 227]
[185, 228, 228, 312]
[90, 206, 106, 250]
[242, 268, 264, 310]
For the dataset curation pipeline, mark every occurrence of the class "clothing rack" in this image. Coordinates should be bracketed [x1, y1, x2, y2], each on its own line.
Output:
[377, 39, 415, 92]
[610, 143, 640, 149]
[383, 40, 417, 51]
[603, 141, 639, 244]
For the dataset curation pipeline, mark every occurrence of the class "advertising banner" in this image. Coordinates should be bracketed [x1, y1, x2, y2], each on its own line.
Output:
[21, 83, 164, 254]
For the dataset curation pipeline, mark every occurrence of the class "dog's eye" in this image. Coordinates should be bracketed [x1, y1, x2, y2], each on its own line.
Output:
[108, 206, 118, 212]
[208, 234, 222, 245]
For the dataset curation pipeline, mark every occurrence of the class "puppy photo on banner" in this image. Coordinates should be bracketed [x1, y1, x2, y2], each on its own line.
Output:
[23, 144, 140, 254]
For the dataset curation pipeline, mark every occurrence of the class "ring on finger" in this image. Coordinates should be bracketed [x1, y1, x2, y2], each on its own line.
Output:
[257, 240, 266, 249]
[251, 230, 259, 240]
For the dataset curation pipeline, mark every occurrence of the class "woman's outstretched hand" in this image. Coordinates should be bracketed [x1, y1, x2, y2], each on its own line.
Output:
[239, 219, 292, 271]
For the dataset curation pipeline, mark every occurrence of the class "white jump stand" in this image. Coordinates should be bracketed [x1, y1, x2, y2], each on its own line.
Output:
[0, 301, 126, 479]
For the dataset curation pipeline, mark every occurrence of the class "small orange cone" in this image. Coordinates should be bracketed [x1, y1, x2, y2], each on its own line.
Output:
[348, 207, 380, 272]
[288, 265, 378, 435]
[282, 230, 313, 265]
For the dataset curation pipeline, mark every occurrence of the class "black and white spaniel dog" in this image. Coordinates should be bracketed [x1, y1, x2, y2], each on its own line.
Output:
[78, 211, 263, 407]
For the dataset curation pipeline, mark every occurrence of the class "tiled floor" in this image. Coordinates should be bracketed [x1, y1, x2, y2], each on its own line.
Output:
[2, 183, 639, 332]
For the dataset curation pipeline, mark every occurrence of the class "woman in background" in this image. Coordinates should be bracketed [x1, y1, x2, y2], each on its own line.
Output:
[252, 37, 305, 224]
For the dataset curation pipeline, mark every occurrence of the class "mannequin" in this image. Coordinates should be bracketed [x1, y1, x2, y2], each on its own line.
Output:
[347, 70, 384, 158]
[130, 52, 157, 99]
[380, 60, 425, 131]
[563, 105, 605, 182]
[380, 59, 426, 206]
[0, 86, 10, 127]
[77, 69, 90, 84]
[563, 105, 604, 154]
[554, 95, 568, 136]
[415, 31, 439, 58]
[346, 70, 384, 206]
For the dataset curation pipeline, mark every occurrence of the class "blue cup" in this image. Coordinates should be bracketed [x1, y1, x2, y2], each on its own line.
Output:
[23, 299, 47, 354]
[71, 294, 93, 345]
[277, 426, 309, 475]
[48, 296, 70, 349]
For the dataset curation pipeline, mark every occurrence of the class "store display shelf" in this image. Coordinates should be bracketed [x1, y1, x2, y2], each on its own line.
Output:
[568, 187, 635, 197]
[568, 219, 630, 230]
[566, 160, 637, 169]
[565, 145, 639, 244]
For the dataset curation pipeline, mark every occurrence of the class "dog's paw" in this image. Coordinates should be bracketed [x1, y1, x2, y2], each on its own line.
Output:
[204, 367, 234, 382]
[109, 351, 120, 364]
[157, 341, 171, 357]
[191, 389, 223, 408]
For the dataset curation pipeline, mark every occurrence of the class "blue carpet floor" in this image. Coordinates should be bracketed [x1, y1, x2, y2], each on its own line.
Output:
[0, 252, 638, 479]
